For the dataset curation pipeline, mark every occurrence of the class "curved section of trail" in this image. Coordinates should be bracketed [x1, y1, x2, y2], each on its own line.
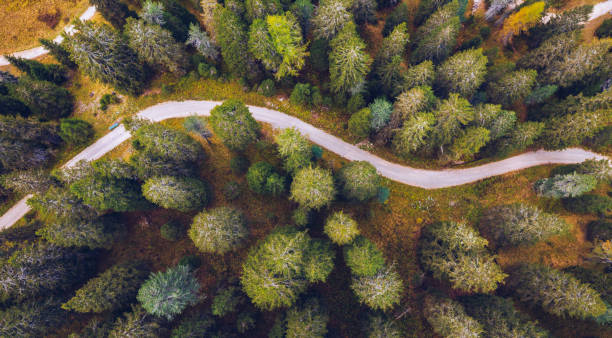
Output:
[0, 6, 96, 66]
[0, 100, 608, 229]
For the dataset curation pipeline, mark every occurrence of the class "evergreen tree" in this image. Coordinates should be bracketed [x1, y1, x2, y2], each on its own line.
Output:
[311, 0, 352, 40]
[349, 107, 372, 138]
[344, 236, 385, 277]
[517, 32, 580, 71]
[140, 0, 166, 26]
[142, 176, 208, 212]
[423, 293, 484, 338]
[0, 297, 65, 337]
[71, 172, 147, 212]
[448, 127, 490, 161]
[412, 0, 460, 63]
[500, 1, 545, 45]
[246, 161, 286, 196]
[528, 5, 592, 48]
[90, 0, 135, 28]
[481, 203, 570, 246]
[383, 2, 410, 36]
[351, 265, 404, 311]
[241, 226, 335, 310]
[379, 85, 436, 145]
[211, 286, 244, 317]
[576, 159, 612, 181]
[132, 122, 205, 168]
[401, 61, 435, 91]
[137, 265, 200, 320]
[329, 22, 372, 95]
[366, 314, 403, 338]
[324, 211, 360, 245]
[1, 169, 55, 195]
[496, 121, 544, 156]
[0, 115, 60, 172]
[0, 95, 31, 117]
[209, 99, 260, 151]
[125, 18, 189, 75]
[509, 264, 607, 319]
[108, 305, 163, 338]
[534, 172, 598, 198]
[28, 186, 98, 220]
[290, 166, 336, 209]
[373, 23, 410, 97]
[436, 48, 487, 98]
[36, 214, 120, 249]
[189, 206, 249, 254]
[285, 298, 329, 338]
[10, 78, 74, 119]
[419, 221, 507, 293]
[472, 104, 516, 141]
[59, 118, 93, 145]
[291, 0, 315, 33]
[337, 161, 380, 201]
[275, 127, 313, 174]
[392, 112, 435, 157]
[186, 23, 219, 61]
[351, 0, 376, 25]
[369, 98, 393, 132]
[62, 261, 149, 313]
[171, 312, 214, 337]
[5, 56, 67, 84]
[430, 93, 474, 156]
[66, 20, 146, 95]
[214, 6, 249, 78]
[245, 0, 282, 22]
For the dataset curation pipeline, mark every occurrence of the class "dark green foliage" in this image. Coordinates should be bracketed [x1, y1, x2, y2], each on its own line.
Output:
[311, 145, 323, 160]
[415, 0, 449, 25]
[528, 5, 592, 48]
[290, 83, 322, 107]
[508, 264, 607, 319]
[383, 3, 410, 36]
[90, 0, 135, 28]
[237, 312, 256, 333]
[563, 194, 612, 215]
[189, 206, 249, 254]
[39, 38, 77, 68]
[230, 156, 250, 175]
[66, 20, 147, 95]
[211, 286, 244, 317]
[246, 162, 286, 196]
[412, 1, 460, 63]
[588, 219, 612, 242]
[28, 186, 97, 220]
[178, 254, 202, 270]
[344, 236, 385, 276]
[479, 26, 491, 39]
[565, 266, 612, 304]
[338, 161, 380, 201]
[291, 0, 314, 32]
[156, 0, 199, 42]
[347, 94, 365, 113]
[377, 186, 390, 203]
[241, 226, 335, 310]
[137, 264, 200, 320]
[525, 85, 558, 105]
[36, 213, 121, 249]
[258, 79, 276, 97]
[161, 221, 183, 241]
[10, 78, 74, 119]
[62, 261, 148, 313]
[461, 295, 548, 337]
[292, 207, 310, 227]
[285, 298, 329, 338]
[142, 176, 208, 212]
[99, 93, 120, 111]
[0, 297, 66, 337]
[71, 173, 147, 212]
[309, 39, 329, 73]
[5, 56, 67, 84]
[108, 305, 163, 338]
[210, 99, 259, 151]
[59, 118, 93, 145]
[198, 62, 218, 78]
[596, 18, 612, 38]
[0, 95, 31, 117]
[423, 293, 484, 338]
[171, 312, 214, 338]
[348, 108, 372, 138]
[223, 181, 241, 200]
[534, 172, 597, 198]
[214, 6, 249, 78]
[591, 125, 612, 149]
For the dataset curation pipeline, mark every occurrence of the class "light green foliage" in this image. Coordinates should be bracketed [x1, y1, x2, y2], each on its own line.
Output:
[141, 0, 166, 25]
[311, 0, 352, 40]
[329, 22, 372, 94]
[541, 39, 612, 87]
[370, 98, 393, 132]
[209, 99, 260, 151]
[285, 298, 329, 338]
[576, 159, 612, 182]
[62, 261, 148, 313]
[132, 122, 204, 166]
[337, 161, 380, 201]
[324, 211, 360, 245]
[344, 236, 385, 277]
[186, 23, 219, 61]
[420, 222, 507, 293]
[473, 104, 516, 141]
[211, 286, 244, 317]
[137, 265, 200, 320]
[70, 171, 146, 212]
[28, 186, 97, 220]
[542, 108, 611, 150]
[461, 295, 549, 338]
[351, 265, 404, 311]
[509, 264, 607, 319]
[518, 32, 580, 71]
[481, 203, 570, 246]
[366, 315, 403, 338]
[1, 169, 55, 195]
[534, 172, 598, 198]
[374, 23, 410, 96]
[423, 293, 484, 338]
[497, 121, 544, 155]
[267, 13, 308, 79]
[245, 0, 281, 22]
[436, 48, 487, 98]
[392, 112, 435, 157]
[241, 227, 335, 309]
[142, 176, 208, 212]
[246, 161, 286, 196]
[125, 18, 189, 75]
[109, 305, 162, 338]
[189, 207, 249, 254]
[430, 93, 474, 155]
[412, 0, 461, 63]
[448, 126, 490, 161]
[348, 108, 372, 138]
[393, 86, 436, 121]
[275, 128, 313, 174]
[402, 61, 435, 90]
[59, 118, 93, 145]
[214, 6, 249, 78]
[488, 69, 537, 107]
[290, 166, 336, 209]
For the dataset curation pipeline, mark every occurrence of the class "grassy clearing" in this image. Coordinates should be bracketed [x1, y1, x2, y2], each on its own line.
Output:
[0, 0, 89, 55]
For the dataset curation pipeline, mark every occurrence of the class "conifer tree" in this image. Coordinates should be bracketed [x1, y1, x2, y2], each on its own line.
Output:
[0, 298, 65, 337]
[275, 127, 313, 174]
[329, 21, 372, 95]
[209, 99, 260, 151]
[186, 23, 219, 61]
[423, 293, 484, 338]
[472, 104, 516, 141]
[109, 305, 163, 338]
[311, 0, 352, 40]
[90, 0, 135, 28]
[337, 161, 380, 201]
[142, 176, 208, 212]
[429, 93, 474, 156]
[324, 211, 360, 245]
[351, 265, 404, 311]
[290, 166, 336, 209]
[285, 298, 329, 338]
[500, 1, 545, 45]
[214, 6, 249, 78]
[412, 0, 460, 63]
[392, 112, 435, 157]
[533, 172, 598, 198]
[436, 48, 487, 98]
[189, 206, 249, 254]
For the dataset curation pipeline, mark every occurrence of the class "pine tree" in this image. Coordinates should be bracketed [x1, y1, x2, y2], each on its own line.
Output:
[528, 5, 592, 48]
[344, 236, 385, 277]
[500, 1, 545, 45]
[337, 161, 381, 201]
[481, 203, 570, 246]
[373, 23, 409, 97]
[436, 48, 487, 98]
[36, 214, 120, 249]
[534, 172, 598, 198]
[324, 211, 360, 245]
[351, 0, 376, 25]
[90, 0, 135, 28]
[5, 55, 67, 84]
[366, 315, 403, 338]
[311, 0, 352, 40]
[412, 0, 460, 63]
[290, 166, 336, 209]
[189, 206, 249, 254]
[392, 112, 435, 157]
[0, 297, 65, 337]
[509, 264, 607, 319]
[329, 22, 372, 95]
[66, 20, 146, 95]
[245, 0, 281, 22]
[186, 23, 219, 61]
[140, 0, 166, 25]
[430, 93, 474, 156]
[171, 312, 214, 337]
[109, 305, 163, 338]
[369, 97, 393, 132]
[285, 298, 329, 338]
[496, 121, 544, 156]
[137, 265, 200, 320]
[132, 122, 205, 167]
[70, 172, 147, 212]
[351, 264, 404, 311]
[246, 161, 286, 196]
[275, 127, 313, 174]
[423, 293, 484, 338]
[472, 104, 516, 141]
[448, 127, 490, 161]
[211, 286, 244, 317]
[1, 169, 55, 195]
[125, 18, 189, 75]
[10, 78, 74, 119]
[209, 99, 260, 151]
[517, 32, 580, 71]
[401, 61, 435, 91]
[214, 6, 249, 78]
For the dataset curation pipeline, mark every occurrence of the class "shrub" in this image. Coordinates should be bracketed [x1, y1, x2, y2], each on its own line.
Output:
[59, 118, 93, 145]
[290, 83, 321, 107]
[563, 194, 612, 215]
[197, 62, 218, 78]
[99, 93, 120, 111]
[534, 173, 598, 198]
[596, 18, 612, 38]
[324, 211, 360, 245]
[137, 265, 200, 320]
[161, 221, 183, 241]
[344, 236, 385, 276]
[347, 94, 365, 113]
[290, 166, 336, 210]
[189, 207, 249, 254]
[246, 162, 286, 196]
[258, 79, 276, 97]
[337, 161, 380, 201]
[348, 108, 372, 138]
[223, 181, 241, 200]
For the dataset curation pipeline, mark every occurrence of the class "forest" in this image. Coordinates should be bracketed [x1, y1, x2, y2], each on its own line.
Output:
[0, 0, 612, 336]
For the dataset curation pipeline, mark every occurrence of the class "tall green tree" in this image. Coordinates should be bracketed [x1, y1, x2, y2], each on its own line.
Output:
[186, 23, 219, 61]
[90, 0, 135, 28]
[429, 93, 474, 156]
[436, 48, 487, 98]
[379, 85, 436, 145]
[373, 23, 410, 97]
[402, 61, 435, 90]
[214, 6, 249, 78]
[39, 38, 77, 68]
[542, 108, 611, 150]
[472, 104, 516, 141]
[0, 298, 65, 337]
[70, 172, 147, 212]
[275, 127, 312, 174]
[246, 161, 286, 196]
[285, 298, 329, 338]
[366, 315, 403, 338]
[392, 113, 435, 157]
[5, 56, 67, 84]
[534, 172, 598, 198]
[423, 293, 484, 338]
[448, 126, 490, 161]
[344, 236, 385, 277]
[36, 214, 120, 249]
[66, 20, 146, 95]
[351, 265, 404, 311]
[245, 0, 282, 22]
[487, 69, 537, 107]
[59, 118, 93, 145]
[412, 0, 460, 63]
[311, 0, 352, 40]
[142, 176, 208, 212]
[209, 99, 260, 151]
[10, 78, 74, 119]
[290, 166, 336, 209]
[324, 211, 360, 245]
[337, 161, 380, 201]
[189, 206, 249, 254]
[108, 305, 163, 338]
[329, 22, 372, 95]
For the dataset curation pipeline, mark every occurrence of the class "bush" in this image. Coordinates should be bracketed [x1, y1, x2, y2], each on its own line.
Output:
[198, 62, 218, 78]
[230, 156, 250, 174]
[258, 79, 276, 97]
[223, 181, 241, 200]
[178, 255, 202, 270]
[348, 108, 372, 138]
[347, 94, 365, 113]
[534, 173, 597, 198]
[246, 162, 286, 196]
[290, 83, 321, 107]
[377, 187, 390, 204]
[344, 236, 385, 276]
[59, 118, 93, 145]
[161, 221, 183, 241]
[563, 194, 612, 215]
[99, 93, 120, 111]
[596, 18, 612, 38]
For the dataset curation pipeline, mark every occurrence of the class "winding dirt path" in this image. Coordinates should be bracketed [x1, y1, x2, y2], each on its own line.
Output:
[0, 100, 608, 229]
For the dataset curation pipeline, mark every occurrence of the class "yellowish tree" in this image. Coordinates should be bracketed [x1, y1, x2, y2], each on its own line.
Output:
[500, 2, 545, 45]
